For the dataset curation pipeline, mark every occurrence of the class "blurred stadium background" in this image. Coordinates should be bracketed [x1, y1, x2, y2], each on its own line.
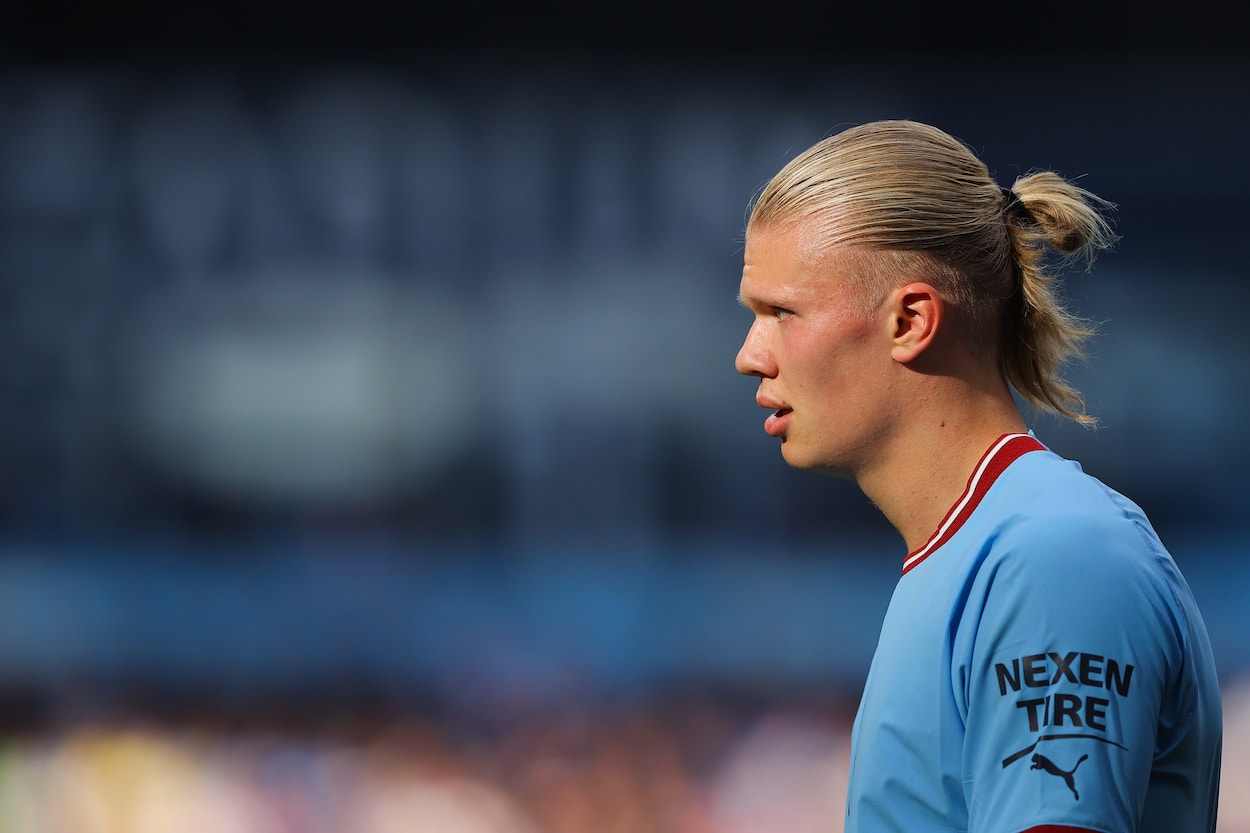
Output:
[1, 7, 1247, 830]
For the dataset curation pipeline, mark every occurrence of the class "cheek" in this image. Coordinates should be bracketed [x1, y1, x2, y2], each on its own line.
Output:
[788, 320, 878, 393]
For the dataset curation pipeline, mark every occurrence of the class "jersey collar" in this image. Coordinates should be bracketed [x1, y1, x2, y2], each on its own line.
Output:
[901, 432, 1046, 575]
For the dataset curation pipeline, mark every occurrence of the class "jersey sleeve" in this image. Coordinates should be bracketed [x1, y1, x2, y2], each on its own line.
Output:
[954, 511, 1187, 833]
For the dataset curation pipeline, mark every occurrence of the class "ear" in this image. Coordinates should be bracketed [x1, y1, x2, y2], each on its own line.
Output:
[888, 283, 943, 364]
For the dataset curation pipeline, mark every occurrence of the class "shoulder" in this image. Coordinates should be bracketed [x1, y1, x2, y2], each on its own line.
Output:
[985, 448, 1163, 579]
[963, 447, 1189, 650]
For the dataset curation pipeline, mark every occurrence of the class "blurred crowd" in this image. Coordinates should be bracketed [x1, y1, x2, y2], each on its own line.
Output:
[2, 676, 1249, 833]
[0, 686, 857, 833]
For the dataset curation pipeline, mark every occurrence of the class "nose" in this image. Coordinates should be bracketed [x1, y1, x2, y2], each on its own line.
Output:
[735, 320, 775, 378]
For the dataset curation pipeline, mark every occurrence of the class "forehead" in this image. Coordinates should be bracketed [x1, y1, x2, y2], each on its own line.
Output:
[741, 222, 856, 302]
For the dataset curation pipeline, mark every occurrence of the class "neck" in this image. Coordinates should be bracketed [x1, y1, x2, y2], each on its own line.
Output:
[857, 383, 1027, 554]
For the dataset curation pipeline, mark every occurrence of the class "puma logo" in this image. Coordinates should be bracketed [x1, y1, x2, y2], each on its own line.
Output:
[1030, 753, 1088, 799]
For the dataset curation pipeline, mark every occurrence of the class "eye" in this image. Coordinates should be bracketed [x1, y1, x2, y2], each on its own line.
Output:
[773, 307, 793, 320]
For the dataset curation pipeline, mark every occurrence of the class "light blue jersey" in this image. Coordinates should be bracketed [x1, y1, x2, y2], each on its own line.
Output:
[845, 433, 1222, 833]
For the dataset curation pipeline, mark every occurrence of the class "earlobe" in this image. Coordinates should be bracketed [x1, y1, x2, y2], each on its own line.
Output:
[889, 283, 942, 364]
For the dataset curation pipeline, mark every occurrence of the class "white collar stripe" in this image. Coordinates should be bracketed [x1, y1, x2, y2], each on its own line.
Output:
[901, 433, 1040, 574]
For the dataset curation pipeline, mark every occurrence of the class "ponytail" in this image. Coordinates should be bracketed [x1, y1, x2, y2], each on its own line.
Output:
[1002, 172, 1119, 426]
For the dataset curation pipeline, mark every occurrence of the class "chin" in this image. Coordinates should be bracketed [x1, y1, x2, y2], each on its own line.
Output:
[780, 443, 817, 471]
[781, 445, 853, 480]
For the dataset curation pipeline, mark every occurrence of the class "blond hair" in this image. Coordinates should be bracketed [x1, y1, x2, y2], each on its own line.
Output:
[747, 119, 1118, 426]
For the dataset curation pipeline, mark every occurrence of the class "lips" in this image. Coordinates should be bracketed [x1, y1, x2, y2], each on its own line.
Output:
[763, 407, 793, 437]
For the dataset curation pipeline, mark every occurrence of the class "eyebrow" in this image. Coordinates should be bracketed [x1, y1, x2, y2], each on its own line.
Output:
[736, 291, 767, 312]
[737, 286, 793, 311]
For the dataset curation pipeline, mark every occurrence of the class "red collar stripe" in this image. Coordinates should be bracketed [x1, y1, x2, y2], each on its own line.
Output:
[901, 433, 1045, 575]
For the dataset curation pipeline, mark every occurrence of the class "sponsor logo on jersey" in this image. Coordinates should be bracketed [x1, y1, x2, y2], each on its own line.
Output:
[994, 650, 1132, 798]
[1030, 752, 1089, 799]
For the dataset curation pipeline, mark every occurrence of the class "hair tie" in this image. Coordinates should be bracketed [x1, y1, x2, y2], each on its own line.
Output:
[1000, 185, 1018, 211]
[1001, 185, 1035, 225]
